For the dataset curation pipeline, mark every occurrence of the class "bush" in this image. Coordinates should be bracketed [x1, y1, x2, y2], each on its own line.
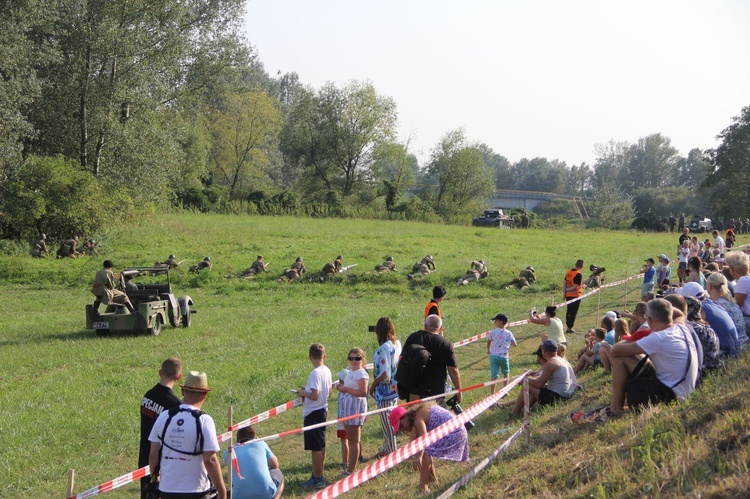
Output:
[0, 155, 136, 241]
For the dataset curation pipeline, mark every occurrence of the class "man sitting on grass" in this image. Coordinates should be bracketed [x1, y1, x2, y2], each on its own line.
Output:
[572, 298, 699, 423]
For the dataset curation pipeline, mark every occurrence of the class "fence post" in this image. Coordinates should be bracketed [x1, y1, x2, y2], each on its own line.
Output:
[523, 377, 531, 447]
[67, 469, 75, 499]
[596, 287, 601, 326]
[228, 406, 233, 494]
[624, 270, 629, 311]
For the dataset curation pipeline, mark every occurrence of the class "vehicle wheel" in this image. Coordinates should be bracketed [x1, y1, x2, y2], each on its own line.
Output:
[181, 308, 191, 328]
[148, 315, 163, 336]
[95, 329, 109, 337]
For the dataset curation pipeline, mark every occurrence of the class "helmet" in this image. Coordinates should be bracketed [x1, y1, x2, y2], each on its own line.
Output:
[89, 239, 95, 244]
[74, 236, 79, 241]
[204, 256, 211, 262]
[336, 255, 343, 260]
[590, 264, 598, 271]
[426, 255, 433, 260]
[526, 266, 535, 271]
[478, 260, 484, 264]
[169, 254, 175, 259]
[296, 257, 303, 262]
[386, 256, 394, 262]
[41, 233, 46, 239]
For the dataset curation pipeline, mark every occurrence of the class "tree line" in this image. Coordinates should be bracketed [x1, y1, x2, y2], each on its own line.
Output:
[1, 0, 748, 241]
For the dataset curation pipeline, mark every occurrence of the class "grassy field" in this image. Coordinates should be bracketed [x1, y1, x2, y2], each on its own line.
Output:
[1, 214, 748, 498]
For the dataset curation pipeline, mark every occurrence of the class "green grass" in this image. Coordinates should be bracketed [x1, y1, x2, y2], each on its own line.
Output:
[1, 214, 747, 498]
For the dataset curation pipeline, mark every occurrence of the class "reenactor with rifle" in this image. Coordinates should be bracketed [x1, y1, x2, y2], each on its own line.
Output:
[57, 236, 80, 258]
[29, 234, 49, 258]
[322, 255, 344, 276]
[583, 264, 606, 289]
[81, 239, 98, 256]
[91, 260, 136, 315]
[510, 266, 536, 289]
[457, 260, 488, 285]
[189, 256, 212, 273]
[374, 256, 396, 273]
[226, 255, 270, 279]
[278, 257, 306, 283]
[155, 255, 183, 269]
[409, 255, 435, 278]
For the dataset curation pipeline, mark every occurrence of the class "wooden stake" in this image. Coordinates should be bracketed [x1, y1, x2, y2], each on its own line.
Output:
[227, 406, 234, 494]
[523, 378, 531, 447]
[67, 469, 75, 498]
[624, 270, 629, 311]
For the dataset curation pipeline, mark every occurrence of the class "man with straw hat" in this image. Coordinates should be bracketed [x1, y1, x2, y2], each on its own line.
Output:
[148, 371, 226, 499]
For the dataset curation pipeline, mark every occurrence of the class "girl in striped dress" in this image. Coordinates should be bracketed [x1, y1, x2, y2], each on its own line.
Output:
[336, 347, 369, 476]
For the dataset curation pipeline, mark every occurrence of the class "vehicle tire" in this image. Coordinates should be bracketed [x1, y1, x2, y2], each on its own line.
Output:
[148, 315, 163, 336]
[182, 308, 191, 328]
[95, 329, 109, 337]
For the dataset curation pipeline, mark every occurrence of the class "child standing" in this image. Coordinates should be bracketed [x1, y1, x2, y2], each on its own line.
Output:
[299, 344, 332, 489]
[486, 314, 517, 394]
[336, 348, 369, 477]
[641, 257, 656, 297]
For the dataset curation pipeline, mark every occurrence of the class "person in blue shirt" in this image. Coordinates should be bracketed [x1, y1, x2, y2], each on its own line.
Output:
[641, 258, 656, 297]
[224, 425, 284, 499]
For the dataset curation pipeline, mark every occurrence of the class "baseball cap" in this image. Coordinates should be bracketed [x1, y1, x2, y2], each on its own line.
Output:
[658, 254, 668, 261]
[604, 311, 618, 320]
[676, 282, 708, 300]
[541, 339, 558, 352]
[645, 257, 655, 263]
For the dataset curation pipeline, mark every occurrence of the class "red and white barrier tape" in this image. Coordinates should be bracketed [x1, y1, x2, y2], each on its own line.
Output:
[437, 423, 527, 498]
[307, 372, 529, 499]
[230, 398, 304, 431]
[67, 467, 148, 499]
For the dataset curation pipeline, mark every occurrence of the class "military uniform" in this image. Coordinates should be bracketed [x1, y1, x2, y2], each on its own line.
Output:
[155, 256, 179, 269]
[57, 237, 79, 258]
[322, 257, 343, 276]
[374, 257, 396, 272]
[189, 257, 212, 273]
[30, 237, 48, 257]
[510, 266, 536, 289]
[81, 240, 98, 256]
[410, 255, 435, 276]
[91, 264, 135, 314]
[583, 265, 605, 289]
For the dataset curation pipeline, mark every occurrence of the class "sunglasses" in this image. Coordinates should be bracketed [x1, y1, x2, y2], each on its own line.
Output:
[348, 356, 362, 361]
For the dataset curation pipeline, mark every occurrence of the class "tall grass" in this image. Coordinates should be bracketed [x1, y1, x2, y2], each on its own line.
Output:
[0, 214, 746, 497]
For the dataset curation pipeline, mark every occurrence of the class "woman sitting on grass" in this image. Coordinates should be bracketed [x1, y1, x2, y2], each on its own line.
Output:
[389, 403, 469, 494]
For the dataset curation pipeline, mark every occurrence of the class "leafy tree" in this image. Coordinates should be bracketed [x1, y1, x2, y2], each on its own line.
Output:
[675, 148, 708, 189]
[370, 141, 418, 211]
[24, 0, 247, 201]
[592, 140, 630, 191]
[282, 80, 397, 199]
[477, 144, 513, 190]
[586, 182, 636, 229]
[617, 133, 679, 192]
[208, 90, 282, 197]
[426, 129, 495, 222]
[631, 186, 702, 218]
[511, 157, 567, 193]
[566, 163, 592, 197]
[703, 106, 750, 217]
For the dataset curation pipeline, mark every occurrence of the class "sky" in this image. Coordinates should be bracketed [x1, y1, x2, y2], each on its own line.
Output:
[243, 0, 750, 167]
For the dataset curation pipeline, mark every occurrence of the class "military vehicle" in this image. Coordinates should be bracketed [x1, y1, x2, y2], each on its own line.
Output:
[85, 267, 194, 336]
[472, 209, 515, 228]
[688, 216, 712, 233]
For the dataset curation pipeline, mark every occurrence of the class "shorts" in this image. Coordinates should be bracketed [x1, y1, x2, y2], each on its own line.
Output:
[160, 492, 214, 499]
[337, 429, 347, 439]
[538, 387, 565, 406]
[593, 358, 603, 368]
[626, 357, 676, 411]
[303, 408, 327, 451]
[270, 468, 284, 489]
[678, 262, 688, 271]
[489, 355, 510, 378]
[641, 281, 654, 296]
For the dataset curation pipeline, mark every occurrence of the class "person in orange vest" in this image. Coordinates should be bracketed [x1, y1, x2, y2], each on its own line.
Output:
[563, 259, 584, 334]
[424, 286, 446, 335]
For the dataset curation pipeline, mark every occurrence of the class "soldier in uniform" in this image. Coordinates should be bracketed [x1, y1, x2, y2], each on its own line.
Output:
[457, 260, 488, 285]
[155, 255, 180, 269]
[227, 255, 269, 279]
[81, 239, 98, 256]
[91, 260, 136, 315]
[510, 266, 536, 289]
[583, 264, 606, 289]
[57, 236, 80, 258]
[409, 255, 435, 278]
[278, 257, 306, 283]
[29, 234, 49, 257]
[189, 256, 212, 273]
[322, 255, 344, 276]
[374, 256, 396, 273]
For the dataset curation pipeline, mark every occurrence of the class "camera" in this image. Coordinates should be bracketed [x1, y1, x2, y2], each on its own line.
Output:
[445, 395, 475, 430]
[368, 325, 376, 332]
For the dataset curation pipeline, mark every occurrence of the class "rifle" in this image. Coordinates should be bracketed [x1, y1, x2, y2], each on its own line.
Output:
[176, 259, 187, 266]
[339, 264, 358, 273]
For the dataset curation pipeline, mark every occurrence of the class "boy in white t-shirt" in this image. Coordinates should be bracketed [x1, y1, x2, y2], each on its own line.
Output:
[486, 313, 517, 394]
[299, 343, 333, 489]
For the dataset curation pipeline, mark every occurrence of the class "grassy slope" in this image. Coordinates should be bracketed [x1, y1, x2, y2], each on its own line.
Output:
[0, 214, 747, 498]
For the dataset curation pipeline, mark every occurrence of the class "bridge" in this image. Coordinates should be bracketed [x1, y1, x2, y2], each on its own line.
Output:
[489, 189, 579, 211]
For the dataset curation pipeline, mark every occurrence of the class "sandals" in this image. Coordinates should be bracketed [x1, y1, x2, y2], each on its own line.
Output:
[570, 406, 613, 424]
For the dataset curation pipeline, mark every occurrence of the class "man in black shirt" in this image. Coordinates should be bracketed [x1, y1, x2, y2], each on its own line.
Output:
[139, 358, 182, 498]
[403, 315, 461, 403]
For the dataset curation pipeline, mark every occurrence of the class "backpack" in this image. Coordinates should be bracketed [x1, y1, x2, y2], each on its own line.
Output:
[395, 342, 431, 400]
[158, 406, 206, 456]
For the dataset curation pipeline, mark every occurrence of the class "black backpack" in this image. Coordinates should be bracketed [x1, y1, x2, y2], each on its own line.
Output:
[395, 343, 431, 400]
[158, 406, 206, 456]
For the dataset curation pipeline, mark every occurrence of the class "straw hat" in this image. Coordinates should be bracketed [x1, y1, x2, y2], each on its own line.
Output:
[180, 370, 211, 392]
